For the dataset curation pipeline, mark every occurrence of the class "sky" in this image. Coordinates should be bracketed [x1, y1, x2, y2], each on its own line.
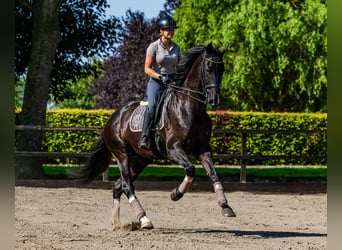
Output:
[106, 0, 165, 19]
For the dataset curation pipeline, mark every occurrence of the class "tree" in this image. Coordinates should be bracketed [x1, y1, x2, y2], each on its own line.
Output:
[52, 76, 97, 109]
[15, 0, 64, 179]
[173, 0, 327, 112]
[51, 59, 103, 109]
[15, 0, 121, 102]
[15, 0, 120, 178]
[91, 11, 159, 109]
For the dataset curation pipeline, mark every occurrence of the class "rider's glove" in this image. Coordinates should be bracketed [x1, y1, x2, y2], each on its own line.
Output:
[159, 74, 170, 86]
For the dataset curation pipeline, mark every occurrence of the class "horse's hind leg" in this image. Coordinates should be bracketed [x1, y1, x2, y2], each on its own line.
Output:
[198, 152, 236, 217]
[112, 178, 123, 230]
[115, 155, 153, 229]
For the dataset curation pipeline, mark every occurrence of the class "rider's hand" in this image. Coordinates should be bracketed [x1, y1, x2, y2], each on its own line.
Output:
[159, 75, 170, 86]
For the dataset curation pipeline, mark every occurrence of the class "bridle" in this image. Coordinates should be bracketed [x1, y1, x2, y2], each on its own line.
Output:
[200, 55, 223, 91]
[168, 52, 223, 104]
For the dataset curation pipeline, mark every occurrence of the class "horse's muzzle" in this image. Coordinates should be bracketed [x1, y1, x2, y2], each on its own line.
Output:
[208, 93, 220, 108]
[205, 83, 220, 107]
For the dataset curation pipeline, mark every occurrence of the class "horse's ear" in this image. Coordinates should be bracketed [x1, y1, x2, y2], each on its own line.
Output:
[220, 47, 228, 56]
[206, 42, 213, 52]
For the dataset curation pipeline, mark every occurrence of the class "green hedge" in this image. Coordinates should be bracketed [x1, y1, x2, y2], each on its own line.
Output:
[15, 109, 327, 165]
[43, 109, 111, 164]
[209, 111, 327, 165]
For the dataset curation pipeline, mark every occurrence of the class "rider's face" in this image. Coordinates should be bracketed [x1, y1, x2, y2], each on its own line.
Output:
[161, 28, 175, 39]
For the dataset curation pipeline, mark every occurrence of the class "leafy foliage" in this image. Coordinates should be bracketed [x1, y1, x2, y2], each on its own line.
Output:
[51, 60, 103, 109]
[43, 109, 112, 164]
[15, 0, 121, 102]
[173, 0, 327, 112]
[51, 76, 96, 109]
[209, 111, 327, 165]
[15, 78, 25, 108]
[15, 0, 326, 112]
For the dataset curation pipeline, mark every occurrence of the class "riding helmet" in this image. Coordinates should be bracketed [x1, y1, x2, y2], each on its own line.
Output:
[157, 16, 179, 29]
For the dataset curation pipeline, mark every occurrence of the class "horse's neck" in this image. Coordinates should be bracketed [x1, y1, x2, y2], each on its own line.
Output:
[167, 53, 207, 127]
[183, 54, 203, 90]
[181, 55, 206, 114]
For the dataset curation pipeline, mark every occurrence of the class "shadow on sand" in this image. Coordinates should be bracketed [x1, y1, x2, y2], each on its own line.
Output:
[153, 228, 326, 239]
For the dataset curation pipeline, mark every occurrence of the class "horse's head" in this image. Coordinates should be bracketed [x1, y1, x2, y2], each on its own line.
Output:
[201, 43, 226, 108]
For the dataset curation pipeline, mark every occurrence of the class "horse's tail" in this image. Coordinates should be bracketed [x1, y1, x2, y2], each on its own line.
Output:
[68, 136, 112, 182]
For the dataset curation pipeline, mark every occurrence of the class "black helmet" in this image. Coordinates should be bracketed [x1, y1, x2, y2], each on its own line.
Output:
[157, 16, 179, 29]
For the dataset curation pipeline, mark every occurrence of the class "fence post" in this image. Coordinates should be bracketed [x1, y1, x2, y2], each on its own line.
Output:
[240, 132, 247, 183]
[103, 169, 109, 182]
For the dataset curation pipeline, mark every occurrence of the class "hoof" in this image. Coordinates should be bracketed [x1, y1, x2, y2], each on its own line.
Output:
[112, 224, 121, 231]
[222, 206, 236, 217]
[170, 188, 184, 201]
[141, 221, 154, 229]
[140, 216, 154, 229]
[111, 220, 121, 231]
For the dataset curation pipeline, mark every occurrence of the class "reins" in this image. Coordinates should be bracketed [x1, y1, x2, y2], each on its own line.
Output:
[167, 84, 207, 104]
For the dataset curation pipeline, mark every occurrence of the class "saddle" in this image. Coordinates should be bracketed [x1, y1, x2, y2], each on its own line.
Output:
[129, 89, 173, 156]
[129, 89, 172, 133]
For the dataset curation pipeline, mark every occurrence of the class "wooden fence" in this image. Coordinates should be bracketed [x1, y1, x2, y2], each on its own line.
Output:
[15, 125, 327, 183]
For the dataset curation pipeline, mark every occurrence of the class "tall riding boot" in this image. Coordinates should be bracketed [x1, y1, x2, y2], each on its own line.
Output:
[138, 111, 154, 150]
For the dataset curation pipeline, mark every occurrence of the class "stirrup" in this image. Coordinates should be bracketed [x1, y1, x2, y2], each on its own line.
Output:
[138, 136, 150, 150]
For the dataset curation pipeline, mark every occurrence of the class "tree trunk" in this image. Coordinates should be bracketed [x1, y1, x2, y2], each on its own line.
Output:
[15, 0, 63, 179]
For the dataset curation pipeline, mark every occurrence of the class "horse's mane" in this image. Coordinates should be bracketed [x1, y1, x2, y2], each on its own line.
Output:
[174, 45, 207, 85]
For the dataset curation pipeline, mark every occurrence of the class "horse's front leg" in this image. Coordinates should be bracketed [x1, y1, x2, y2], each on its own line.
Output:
[198, 151, 236, 217]
[168, 146, 195, 201]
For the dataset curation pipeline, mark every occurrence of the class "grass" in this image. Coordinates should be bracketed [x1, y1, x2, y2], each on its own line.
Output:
[43, 165, 327, 182]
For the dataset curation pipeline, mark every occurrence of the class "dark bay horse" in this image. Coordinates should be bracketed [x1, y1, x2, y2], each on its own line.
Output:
[70, 43, 236, 230]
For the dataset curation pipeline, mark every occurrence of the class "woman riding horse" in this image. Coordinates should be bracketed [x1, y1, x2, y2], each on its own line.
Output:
[70, 43, 236, 230]
[138, 16, 181, 150]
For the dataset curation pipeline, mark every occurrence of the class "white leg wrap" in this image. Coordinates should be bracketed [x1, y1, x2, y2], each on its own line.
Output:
[112, 198, 121, 230]
[178, 176, 194, 194]
[214, 182, 228, 207]
[140, 216, 150, 224]
[129, 195, 146, 220]
[128, 195, 136, 203]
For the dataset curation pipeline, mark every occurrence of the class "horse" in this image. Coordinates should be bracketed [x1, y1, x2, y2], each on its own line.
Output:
[69, 43, 236, 230]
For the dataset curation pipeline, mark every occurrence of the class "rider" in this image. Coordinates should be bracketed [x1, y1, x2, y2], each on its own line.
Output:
[138, 15, 181, 150]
